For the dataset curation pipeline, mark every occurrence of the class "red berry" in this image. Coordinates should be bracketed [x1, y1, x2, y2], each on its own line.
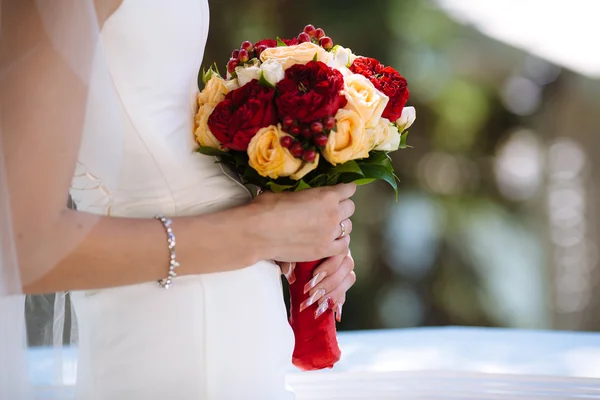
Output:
[255, 45, 267, 57]
[283, 116, 294, 127]
[290, 126, 301, 135]
[314, 133, 328, 147]
[290, 142, 304, 157]
[314, 28, 325, 39]
[298, 32, 311, 43]
[241, 41, 253, 51]
[324, 116, 336, 130]
[304, 24, 316, 36]
[302, 149, 317, 163]
[238, 49, 250, 63]
[301, 128, 313, 138]
[310, 121, 324, 133]
[232, 49, 240, 59]
[280, 136, 293, 148]
[319, 37, 333, 50]
[227, 58, 239, 73]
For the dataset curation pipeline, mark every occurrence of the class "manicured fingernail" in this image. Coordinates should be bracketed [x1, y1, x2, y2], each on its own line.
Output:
[304, 271, 326, 294]
[314, 297, 331, 319]
[283, 262, 296, 285]
[300, 288, 326, 312]
[335, 303, 342, 323]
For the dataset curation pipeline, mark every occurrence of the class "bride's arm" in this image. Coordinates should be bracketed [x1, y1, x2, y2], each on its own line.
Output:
[1, 1, 354, 294]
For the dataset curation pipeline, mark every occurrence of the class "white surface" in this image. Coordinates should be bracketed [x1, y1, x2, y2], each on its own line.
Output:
[29, 327, 600, 399]
[286, 327, 600, 399]
[435, 0, 600, 78]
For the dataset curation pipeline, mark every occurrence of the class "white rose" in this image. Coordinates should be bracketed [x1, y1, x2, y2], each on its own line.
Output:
[327, 45, 357, 69]
[235, 64, 261, 87]
[224, 78, 240, 92]
[395, 106, 416, 132]
[343, 74, 389, 128]
[260, 42, 329, 70]
[259, 59, 285, 86]
[372, 119, 401, 152]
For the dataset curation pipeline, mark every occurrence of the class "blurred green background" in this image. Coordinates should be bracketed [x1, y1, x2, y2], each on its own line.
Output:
[204, 0, 600, 333]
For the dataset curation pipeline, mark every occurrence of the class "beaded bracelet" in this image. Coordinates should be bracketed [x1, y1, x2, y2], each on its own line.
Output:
[155, 215, 179, 289]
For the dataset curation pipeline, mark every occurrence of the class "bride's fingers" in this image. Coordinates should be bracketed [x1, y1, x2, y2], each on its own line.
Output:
[315, 271, 355, 320]
[306, 254, 354, 296]
[339, 199, 355, 222]
[277, 261, 296, 284]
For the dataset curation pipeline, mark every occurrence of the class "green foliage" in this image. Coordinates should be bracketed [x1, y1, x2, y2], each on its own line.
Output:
[198, 146, 400, 196]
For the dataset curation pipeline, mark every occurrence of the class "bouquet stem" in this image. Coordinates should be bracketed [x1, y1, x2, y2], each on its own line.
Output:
[288, 259, 341, 371]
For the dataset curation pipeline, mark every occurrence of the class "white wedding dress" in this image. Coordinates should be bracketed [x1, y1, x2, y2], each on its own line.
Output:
[68, 0, 295, 398]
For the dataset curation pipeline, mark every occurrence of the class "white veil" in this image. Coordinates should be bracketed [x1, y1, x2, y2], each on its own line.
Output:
[0, 0, 125, 397]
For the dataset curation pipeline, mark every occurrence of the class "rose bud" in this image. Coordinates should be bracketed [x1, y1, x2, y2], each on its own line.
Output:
[310, 121, 324, 134]
[232, 49, 240, 59]
[324, 116, 336, 130]
[241, 41, 253, 52]
[314, 28, 325, 39]
[304, 24, 316, 36]
[302, 149, 317, 163]
[319, 37, 334, 51]
[290, 142, 304, 157]
[280, 135, 293, 148]
[238, 49, 250, 63]
[227, 58, 239, 74]
[290, 126, 301, 135]
[301, 128, 313, 138]
[297, 32, 311, 43]
[314, 133, 328, 147]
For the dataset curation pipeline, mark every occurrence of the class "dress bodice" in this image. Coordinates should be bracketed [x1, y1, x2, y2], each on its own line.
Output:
[70, 0, 251, 217]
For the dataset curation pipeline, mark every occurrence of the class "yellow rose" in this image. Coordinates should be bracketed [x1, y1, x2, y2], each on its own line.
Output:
[197, 75, 229, 107]
[248, 125, 303, 179]
[260, 42, 329, 70]
[291, 153, 319, 180]
[344, 74, 389, 128]
[193, 104, 224, 149]
[322, 109, 370, 165]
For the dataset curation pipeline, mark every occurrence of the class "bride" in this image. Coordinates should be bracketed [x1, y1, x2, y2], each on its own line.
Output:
[0, 0, 357, 398]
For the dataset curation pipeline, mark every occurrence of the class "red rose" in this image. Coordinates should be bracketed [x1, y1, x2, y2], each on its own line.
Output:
[275, 61, 347, 124]
[208, 80, 278, 151]
[254, 38, 299, 49]
[350, 57, 409, 122]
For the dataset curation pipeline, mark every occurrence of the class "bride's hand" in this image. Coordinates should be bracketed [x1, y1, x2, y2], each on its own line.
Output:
[250, 183, 356, 263]
[277, 251, 356, 322]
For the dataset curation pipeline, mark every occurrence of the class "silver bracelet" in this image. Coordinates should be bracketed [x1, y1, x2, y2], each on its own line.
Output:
[155, 215, 179, 289]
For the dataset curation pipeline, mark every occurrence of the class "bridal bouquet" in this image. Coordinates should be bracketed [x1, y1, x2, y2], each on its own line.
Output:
[194, 25, 415, 371]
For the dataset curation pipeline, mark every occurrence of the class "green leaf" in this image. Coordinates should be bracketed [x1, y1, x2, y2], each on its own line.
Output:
[266, 181, 295, 193]
[294, 180, 312, 191]
[201, 65, 222, 85]
[359, 151, 391, 167]
[212, 62, 221, 77]
[399, 130, 411, 149]
[197, 146, 228, 156]
[359, 164, 398, 195]
[331, 44, 341, 52]
[307, 174, 329, 187]
[276, 37, 287, 47]
[329, 160, 363, 176]
[313, 53, 318, 62]
[354, 178, 377, 186]
[336, 173, 365, 184]
[258, 71, 276, 89]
